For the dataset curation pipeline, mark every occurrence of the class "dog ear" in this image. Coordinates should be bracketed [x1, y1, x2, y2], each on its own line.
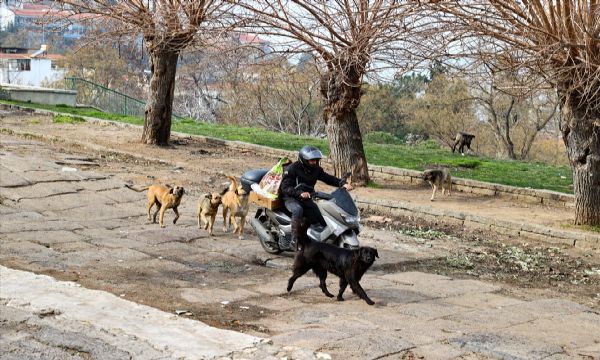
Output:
[375, 249, 379, 258]
[169, 188, 174, 194]
[205, 193, 212, 199]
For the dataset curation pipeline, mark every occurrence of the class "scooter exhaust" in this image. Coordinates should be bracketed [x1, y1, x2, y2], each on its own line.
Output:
[250, 217, 274, 243]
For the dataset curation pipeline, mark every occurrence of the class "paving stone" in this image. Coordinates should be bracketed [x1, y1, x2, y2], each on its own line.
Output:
[450, 333, 564, 359]
[443, 292, 525, 310]
[1, 181, 85, 201]
[17, 193, 110, 212]
[501, 312, 600, 350]
[0, 210, 45, 223]
[0, 219, 84, 234]
[49, 203, 138, 222]
[0, 167, 31, 187]
[319, 331, 415, 360]
[413, 343, 467, 359]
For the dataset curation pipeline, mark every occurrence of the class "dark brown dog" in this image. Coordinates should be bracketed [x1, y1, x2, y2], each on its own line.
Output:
[125, 184, 185, 228]
[287, 238, 379, 305]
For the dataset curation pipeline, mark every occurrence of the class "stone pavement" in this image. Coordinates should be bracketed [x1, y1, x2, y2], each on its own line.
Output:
[1, 130, 600, 359]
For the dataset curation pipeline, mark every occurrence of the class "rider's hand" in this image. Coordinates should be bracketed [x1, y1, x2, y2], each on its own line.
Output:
[343, 183, 353, 191]
[300, 192, 311, 199]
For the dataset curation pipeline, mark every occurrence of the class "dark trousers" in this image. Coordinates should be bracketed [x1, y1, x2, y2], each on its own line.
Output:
[284, 198, 326, 240]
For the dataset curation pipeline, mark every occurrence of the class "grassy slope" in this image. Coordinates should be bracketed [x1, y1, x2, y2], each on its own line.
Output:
[0, 100, 573, 193]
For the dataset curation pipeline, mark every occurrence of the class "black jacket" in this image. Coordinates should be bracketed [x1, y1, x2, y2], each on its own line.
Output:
[279, 161, 344, 200]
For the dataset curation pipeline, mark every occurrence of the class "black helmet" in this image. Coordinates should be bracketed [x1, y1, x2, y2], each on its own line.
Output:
[299, 145, 322, 168]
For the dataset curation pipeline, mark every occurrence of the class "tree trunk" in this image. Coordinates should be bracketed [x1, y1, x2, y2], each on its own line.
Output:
[142, 48, 179, 145]
[321, 68, 369, 185]
[326, 110, 369, 185]
[561, 92, 600, 226]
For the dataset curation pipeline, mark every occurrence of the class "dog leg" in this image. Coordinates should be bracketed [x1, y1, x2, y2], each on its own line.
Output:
[146, 201, 154, 222]
[152, 204, 161, 224]
[337, 278, 348, 301]
[222, 208, 229, 233]
[209, 214, 216, 236]
[201, 213, 209, 230]
[172, 206, 180, 224]
[158, 206, 167, 228]
[430, 184, 437, 201]
[237, 216, 246, 238]
[349, 279, 374, 305]
[230, 213, 239, 235]
[287, 261, 311, 292]
[314, 268, 334, 298]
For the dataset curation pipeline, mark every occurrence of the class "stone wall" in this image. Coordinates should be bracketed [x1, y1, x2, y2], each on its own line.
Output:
[1, 85, 77, 106]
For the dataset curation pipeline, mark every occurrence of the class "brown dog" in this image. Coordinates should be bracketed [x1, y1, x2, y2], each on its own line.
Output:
[287, 236, 379, 305]
[125, 184, 185, 228]
[423, 168, 452, 201]
[197, 193, 222, 236]
[220, 175, 250, 239]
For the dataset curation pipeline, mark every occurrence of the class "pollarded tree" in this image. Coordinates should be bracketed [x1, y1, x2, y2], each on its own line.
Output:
[428, 1, 600, 225]
[238, 1, 429, 185]
[52, 1, 235, 145]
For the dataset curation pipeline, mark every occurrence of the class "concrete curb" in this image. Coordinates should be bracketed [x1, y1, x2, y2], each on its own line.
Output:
[355, 196, 600, 249]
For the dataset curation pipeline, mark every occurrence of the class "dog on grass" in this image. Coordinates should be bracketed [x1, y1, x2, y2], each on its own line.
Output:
[287, 236, 379, 305]
[220, 175, 250, 239]
[197, 193, 222, 236]
[423, 168, 452, 201]
[125, 184, 185, 228]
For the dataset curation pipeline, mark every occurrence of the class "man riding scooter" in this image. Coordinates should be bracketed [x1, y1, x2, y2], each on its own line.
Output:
[279, 145, 353, 251]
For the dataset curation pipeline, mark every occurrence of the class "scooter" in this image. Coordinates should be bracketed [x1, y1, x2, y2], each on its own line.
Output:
[242, 170, 361, 254]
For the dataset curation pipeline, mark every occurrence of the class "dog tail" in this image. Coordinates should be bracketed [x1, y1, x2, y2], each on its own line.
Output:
[225, 175, 239, 192]
[124, 184, 151, 192]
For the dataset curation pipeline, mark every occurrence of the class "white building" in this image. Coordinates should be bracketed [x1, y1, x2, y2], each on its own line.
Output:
[0, 46, 65, 86]
[0, 0, 15, 31]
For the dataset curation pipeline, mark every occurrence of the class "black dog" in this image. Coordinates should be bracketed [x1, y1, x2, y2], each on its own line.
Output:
[287, 239, 379, 305]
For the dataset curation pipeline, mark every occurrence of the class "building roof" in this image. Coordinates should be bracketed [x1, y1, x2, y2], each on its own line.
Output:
[239, 33, 268, 45]
[12, 4, 91, 20]
[0, 53, 64, 60]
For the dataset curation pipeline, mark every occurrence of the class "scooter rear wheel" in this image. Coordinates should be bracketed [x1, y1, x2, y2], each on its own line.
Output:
[259, 236, 282, 254]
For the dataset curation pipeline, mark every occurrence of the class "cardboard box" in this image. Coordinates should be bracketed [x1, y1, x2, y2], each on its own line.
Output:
[249, 191, 282, 210]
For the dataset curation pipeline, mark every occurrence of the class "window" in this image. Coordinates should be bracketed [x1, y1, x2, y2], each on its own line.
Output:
[17, 59, 31, 71]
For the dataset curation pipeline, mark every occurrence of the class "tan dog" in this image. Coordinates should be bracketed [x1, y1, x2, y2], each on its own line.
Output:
[197, 193, 222, 236]
[221, 175, 250, 239]
[423, 168, 452, 201]
[125, 184, 185, 227]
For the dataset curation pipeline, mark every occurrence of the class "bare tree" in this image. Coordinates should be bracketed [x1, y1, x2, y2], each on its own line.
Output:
[51, 0, 234, 145]
[238, 1, 427, 185]
[409, 74, 477, 149]
[470, 65, 559, 160]
[428, 1, 600, 225]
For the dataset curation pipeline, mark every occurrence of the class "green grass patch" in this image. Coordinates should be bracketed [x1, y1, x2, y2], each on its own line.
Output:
[1, 99, 574, 194]
[561, 224, 600, 233]
[53, 114, 85, 124]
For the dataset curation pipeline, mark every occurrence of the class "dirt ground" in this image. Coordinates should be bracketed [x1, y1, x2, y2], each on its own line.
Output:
[1, 110, 599, 323]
